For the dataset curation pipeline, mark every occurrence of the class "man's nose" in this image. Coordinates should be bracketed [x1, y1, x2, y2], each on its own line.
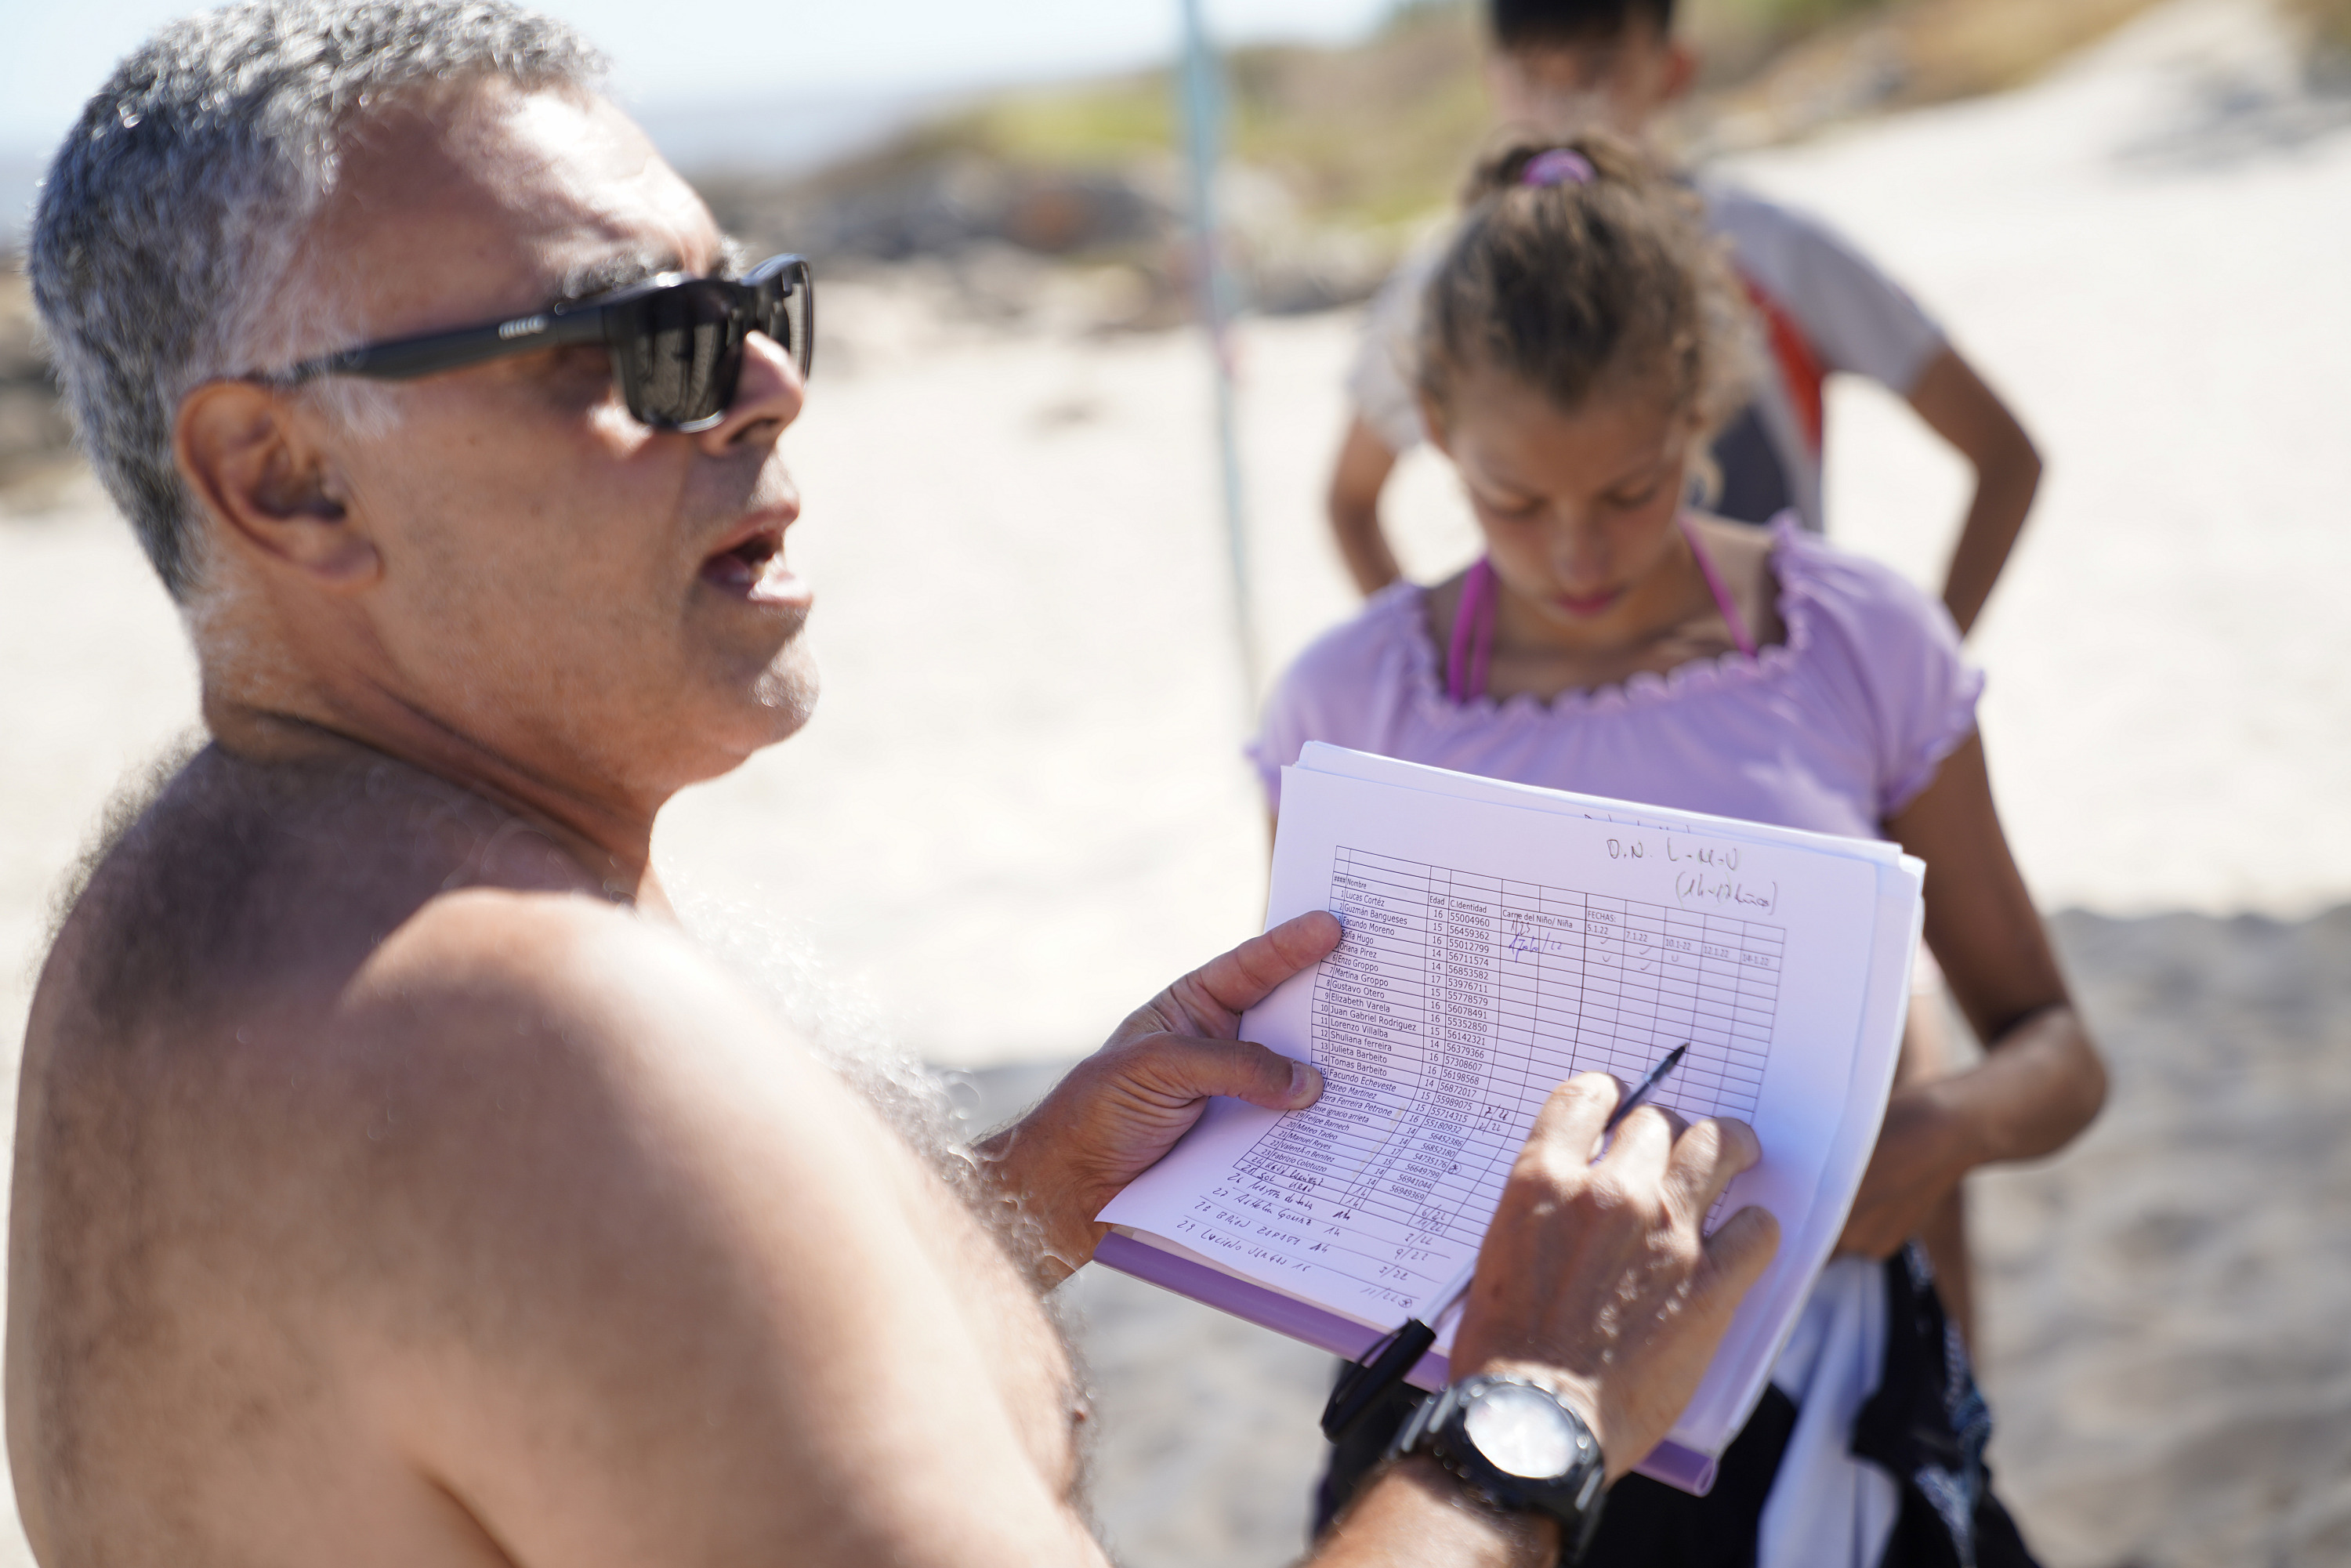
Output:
[695, 331, 803, 454]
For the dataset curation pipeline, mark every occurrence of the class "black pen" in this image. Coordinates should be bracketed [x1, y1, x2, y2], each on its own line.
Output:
[1603, 1040, 1690, 1134]
[1319, 1042, 1692, 1443]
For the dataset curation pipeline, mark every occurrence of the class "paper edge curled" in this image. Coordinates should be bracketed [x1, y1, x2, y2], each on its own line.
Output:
[1092, 1233, 1451, 1390]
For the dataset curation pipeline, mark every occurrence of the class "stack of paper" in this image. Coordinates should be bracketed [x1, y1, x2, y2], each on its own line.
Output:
[1096, 743, 1923, 1494]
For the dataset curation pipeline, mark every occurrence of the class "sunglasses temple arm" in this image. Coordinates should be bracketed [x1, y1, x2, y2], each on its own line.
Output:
[277, 310, 610, 385]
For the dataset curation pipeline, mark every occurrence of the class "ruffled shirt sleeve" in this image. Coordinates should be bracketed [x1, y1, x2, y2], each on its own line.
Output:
[1880, 623, 1981, 819]
[1784, 531, 1985, 818]
[1246, 588, 1420, 814]
[1244, 688, 1303, 816]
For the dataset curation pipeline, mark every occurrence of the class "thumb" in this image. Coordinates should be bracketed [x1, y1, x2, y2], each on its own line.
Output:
[1132, 1035, 1324, 1113]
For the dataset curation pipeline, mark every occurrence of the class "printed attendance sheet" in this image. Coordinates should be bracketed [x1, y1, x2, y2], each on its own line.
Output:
[1099, 746, 1914, 1454]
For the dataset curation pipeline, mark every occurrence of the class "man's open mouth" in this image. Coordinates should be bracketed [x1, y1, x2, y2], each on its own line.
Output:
[703, 529, 783, 590]
[697, 516, 811, 610]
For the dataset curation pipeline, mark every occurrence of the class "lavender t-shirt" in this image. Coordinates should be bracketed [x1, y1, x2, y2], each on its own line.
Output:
[1250, 520, 1982, 841]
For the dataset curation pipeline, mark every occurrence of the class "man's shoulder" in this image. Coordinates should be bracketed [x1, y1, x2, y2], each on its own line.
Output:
[40, 744, 606, 1030]
[1696, 176, 1838, 248]
[34, 827, 844, 1270]
[38, 879, 833, 1226]
[335, 888, 835, 1153]
[11, 881, 958, 1563]
[355, 885, 712, 1034]
[216, 887, 894, 1385]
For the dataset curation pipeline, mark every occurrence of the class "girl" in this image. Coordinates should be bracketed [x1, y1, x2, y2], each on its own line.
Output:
[1253, 137, 2105, 1568]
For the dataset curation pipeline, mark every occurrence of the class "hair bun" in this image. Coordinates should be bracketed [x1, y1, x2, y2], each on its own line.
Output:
[1422, 130, 1759, 447]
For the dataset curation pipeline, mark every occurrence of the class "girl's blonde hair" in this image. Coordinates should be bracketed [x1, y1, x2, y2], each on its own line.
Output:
[1417, 132, 1758, 444]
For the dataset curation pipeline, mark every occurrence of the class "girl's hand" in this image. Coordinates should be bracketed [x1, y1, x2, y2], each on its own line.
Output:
[1834, 1085, 1967, 1259]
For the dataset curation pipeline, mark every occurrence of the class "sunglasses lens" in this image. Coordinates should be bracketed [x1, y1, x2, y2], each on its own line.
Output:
[607, 262, 810, 427]
[755, 261, 813, 380]
[619, 280, 744, 428]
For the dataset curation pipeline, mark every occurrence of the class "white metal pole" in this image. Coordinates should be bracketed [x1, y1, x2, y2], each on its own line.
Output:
[1177, 0, 1262, 704]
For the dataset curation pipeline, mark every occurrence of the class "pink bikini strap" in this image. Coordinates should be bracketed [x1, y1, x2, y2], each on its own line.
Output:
[1447, 558, 1498, 704]
[1679, 516, 1758, 658]
[1451, 523, 1751, 706]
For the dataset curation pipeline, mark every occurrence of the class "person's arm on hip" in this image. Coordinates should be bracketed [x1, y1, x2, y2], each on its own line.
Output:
[1907, 347, 2042, 637]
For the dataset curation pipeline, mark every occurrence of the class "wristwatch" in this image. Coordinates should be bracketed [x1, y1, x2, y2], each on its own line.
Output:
[1389, 1374, 1609, 1560]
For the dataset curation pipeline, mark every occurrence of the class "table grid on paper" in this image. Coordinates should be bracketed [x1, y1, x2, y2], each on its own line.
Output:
[1229, 847, 1783, 1298]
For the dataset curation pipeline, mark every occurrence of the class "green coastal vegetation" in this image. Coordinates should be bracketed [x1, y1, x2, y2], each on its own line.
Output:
[877, 0, 2190, 234]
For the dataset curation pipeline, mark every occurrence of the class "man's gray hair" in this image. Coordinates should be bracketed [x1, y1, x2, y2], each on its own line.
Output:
[27, 0, 606, 602]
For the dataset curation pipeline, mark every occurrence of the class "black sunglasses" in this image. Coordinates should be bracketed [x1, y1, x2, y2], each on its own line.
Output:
[257, 253, 813, 432]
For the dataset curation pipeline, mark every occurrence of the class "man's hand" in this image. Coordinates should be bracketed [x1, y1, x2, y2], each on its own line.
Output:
[1449, 1075, 1779, 1481]
[973, 911, 1341, 1284]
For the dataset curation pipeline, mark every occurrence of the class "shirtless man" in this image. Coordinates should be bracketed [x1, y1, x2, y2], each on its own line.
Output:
[9, 5, 1777, 1563]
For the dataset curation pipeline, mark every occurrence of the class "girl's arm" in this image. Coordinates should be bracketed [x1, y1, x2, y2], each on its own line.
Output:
[1907, 348, 2042, 638]
[1837, 731, 2106, 1258]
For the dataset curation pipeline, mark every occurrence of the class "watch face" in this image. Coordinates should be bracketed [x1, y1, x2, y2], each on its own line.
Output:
[1462, 1382, 1578, 1480]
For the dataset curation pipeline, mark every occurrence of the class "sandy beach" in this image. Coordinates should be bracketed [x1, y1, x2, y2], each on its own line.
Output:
[2, 0, 2347, 1561]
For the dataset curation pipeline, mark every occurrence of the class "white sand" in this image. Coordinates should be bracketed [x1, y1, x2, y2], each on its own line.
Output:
[0, 0, 2346, 1560]
[1969, 907, 2351, 1567]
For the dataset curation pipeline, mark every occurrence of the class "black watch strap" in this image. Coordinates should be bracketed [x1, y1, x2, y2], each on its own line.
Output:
[1390, 1374, 1609, 1563]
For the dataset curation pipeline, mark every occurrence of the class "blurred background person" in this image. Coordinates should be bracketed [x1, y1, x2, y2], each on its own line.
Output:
[1328, 0, 2043, 639]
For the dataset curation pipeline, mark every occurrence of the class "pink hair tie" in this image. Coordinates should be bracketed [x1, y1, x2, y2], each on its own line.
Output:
[1520, 148, 1595, 187]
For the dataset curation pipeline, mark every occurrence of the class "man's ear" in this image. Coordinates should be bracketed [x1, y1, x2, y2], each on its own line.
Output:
[174, 381, 381, 590]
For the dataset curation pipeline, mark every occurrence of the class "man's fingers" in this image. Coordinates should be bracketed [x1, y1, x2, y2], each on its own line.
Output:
[1127, 1034, 1323, 1112]
[1163, 912, 1342, 1032]
[1520, 1072, 1622, 1174]
[1658, 1116, 1762, 1230]
[1699, 1204, 1780, 1295]
[1582, 1101, 1686, 1193]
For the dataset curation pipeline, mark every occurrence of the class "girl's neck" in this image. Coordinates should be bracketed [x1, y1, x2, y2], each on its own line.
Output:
[1495, 519, 1710, 657]
[1446, 516, 1775, 705]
